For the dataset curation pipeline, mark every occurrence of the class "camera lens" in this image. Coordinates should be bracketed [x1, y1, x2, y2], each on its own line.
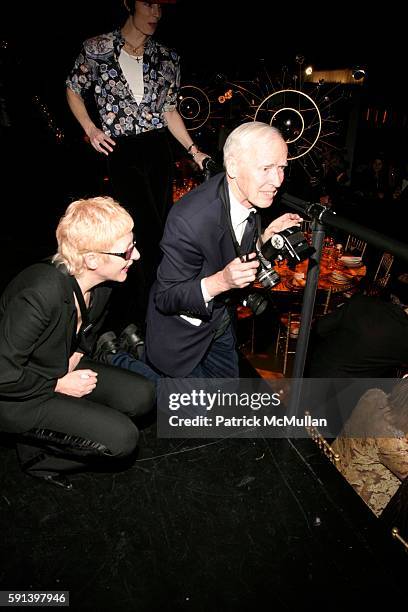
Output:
[242, 293, 268, 316]
[257, 267, 281, 290]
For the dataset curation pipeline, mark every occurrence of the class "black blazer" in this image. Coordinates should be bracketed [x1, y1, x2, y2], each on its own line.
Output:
[0, 261, 111, 432]
[145, 173, 237, 376]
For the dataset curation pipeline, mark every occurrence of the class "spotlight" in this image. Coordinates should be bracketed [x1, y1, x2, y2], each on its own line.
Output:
[305, 66, 313, 76]
[352, 66, 366, 81]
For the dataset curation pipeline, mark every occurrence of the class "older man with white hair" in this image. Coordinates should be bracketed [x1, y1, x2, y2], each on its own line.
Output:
[145, 122, 301, 377]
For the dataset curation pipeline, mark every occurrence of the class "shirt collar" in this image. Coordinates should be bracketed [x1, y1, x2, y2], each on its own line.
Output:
[114, 29, 154, 55]
[228, 185, 255, 230]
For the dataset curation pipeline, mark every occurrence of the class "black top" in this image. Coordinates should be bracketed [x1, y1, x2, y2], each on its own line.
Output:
[309, 293, 408, 377]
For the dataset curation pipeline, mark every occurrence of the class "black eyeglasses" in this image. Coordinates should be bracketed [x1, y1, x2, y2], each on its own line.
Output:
[97, 241, 137, 261]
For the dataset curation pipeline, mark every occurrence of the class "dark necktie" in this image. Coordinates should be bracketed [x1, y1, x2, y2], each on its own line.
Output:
[240, 211, 257, 253]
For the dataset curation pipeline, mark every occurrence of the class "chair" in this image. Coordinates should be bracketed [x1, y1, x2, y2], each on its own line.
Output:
[374, 252, 394, 282]
[236, 305, 256, 355]
[315, 287, 333, 316]
[368, 252, 394, 296]
[275, 312, 300, 375]
[344, 234, 367, 256]
[275, 291, 333, 374]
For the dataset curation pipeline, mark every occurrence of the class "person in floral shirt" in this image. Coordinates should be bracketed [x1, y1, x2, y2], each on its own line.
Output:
[66, 1, 208, 329]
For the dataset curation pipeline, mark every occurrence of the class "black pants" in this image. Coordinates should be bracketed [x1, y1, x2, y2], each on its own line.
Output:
[16, 359, 155, 477]
[106, 129, 174, 330]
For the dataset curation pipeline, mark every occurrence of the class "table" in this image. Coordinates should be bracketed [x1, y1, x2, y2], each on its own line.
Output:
[269, 252, 366, 294]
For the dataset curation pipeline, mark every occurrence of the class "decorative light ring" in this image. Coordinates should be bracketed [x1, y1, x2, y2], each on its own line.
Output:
[177, 85, 211, 131]
[254, 89, 322, 160]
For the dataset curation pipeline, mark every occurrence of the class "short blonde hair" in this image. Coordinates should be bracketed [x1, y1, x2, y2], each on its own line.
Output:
[53, 196, 133, 275]
[223, 122, 284, 173]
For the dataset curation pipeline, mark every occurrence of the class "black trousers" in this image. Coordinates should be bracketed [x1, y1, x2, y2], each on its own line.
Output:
[16, 359, 155, 477]
[106, 129, 174, 330]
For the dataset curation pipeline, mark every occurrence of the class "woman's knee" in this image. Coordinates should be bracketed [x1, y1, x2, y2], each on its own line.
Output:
[92, 365, 156, 417]
[108, 420, 139, 458]
[135, 379, 156, 416]
[117, 376, 155, 418]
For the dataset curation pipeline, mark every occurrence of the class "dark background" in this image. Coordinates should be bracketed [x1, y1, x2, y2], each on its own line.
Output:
[0, 0, 406, 283]
[2, 0, 405, 115]
[1, 6, 408, 608]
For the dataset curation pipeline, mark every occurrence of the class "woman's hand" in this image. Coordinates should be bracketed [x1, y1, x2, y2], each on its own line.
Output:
[191, 150, 210, 171]
[87, 125, 116, 155]
[55, 369, 98, 398]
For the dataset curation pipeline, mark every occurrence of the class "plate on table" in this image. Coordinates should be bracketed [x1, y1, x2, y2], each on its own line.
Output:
[340, 255, 362, 268]
[285, 277, 306, 291]
[329, 271, 351, 285]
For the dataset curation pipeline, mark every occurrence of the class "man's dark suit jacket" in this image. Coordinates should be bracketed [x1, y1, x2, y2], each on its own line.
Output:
[145, 173, 238, 377]
[309, 294, 408, 377]
[0, 261, 111, 432]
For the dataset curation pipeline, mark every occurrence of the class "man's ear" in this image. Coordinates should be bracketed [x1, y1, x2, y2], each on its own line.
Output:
[226, 157, 238, 179]
[83, 252, 99, 271]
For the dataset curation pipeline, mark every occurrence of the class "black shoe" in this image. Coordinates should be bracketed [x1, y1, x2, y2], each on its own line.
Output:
[118, 324, 145, 359]
[31, 473, 73, 491]
[93, 331, 120, 364]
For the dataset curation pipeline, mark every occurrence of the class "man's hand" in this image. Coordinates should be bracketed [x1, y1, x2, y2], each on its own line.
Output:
[87, 125, 116, 155]
[203, 254, 259, 298]
[55, 369, 98, 398]
[261, 213, 303, 243]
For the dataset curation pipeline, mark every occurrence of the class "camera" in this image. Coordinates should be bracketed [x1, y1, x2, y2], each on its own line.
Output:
[202, 157, 221, 181]
[240, 226, 314, 315]
[240, 290, 270, 316]
[239, 254, 281, 317]
[261, 226, 315, 267]
[255, 257, 281, 289]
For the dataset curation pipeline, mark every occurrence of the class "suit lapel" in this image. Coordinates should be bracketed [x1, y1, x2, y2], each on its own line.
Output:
[214, 197, 236, 268]
[56, 268, 76, 359]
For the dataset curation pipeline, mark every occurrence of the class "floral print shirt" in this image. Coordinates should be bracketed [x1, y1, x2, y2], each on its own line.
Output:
[66, 29, 180, 138]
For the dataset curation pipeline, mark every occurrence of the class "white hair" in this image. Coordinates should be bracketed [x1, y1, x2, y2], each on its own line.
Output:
[223, 122, 284, 172]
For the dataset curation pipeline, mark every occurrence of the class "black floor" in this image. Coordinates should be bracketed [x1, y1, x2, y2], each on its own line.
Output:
[1, 147, 407, 611]
[1, 432, 407, 611]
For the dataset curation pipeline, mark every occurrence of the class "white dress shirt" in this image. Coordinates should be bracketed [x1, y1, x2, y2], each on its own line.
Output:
[119, 49, 144, 104]
[199, 188, 254, 305]
[180, 186, 255, 326]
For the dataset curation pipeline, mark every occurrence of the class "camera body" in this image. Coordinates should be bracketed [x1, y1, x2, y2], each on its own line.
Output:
[261, 226, 315, 267]
[240, 226, 314, 315]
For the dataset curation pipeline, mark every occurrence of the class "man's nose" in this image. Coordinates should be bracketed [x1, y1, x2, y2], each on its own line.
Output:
[270, 167, 284, 187]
